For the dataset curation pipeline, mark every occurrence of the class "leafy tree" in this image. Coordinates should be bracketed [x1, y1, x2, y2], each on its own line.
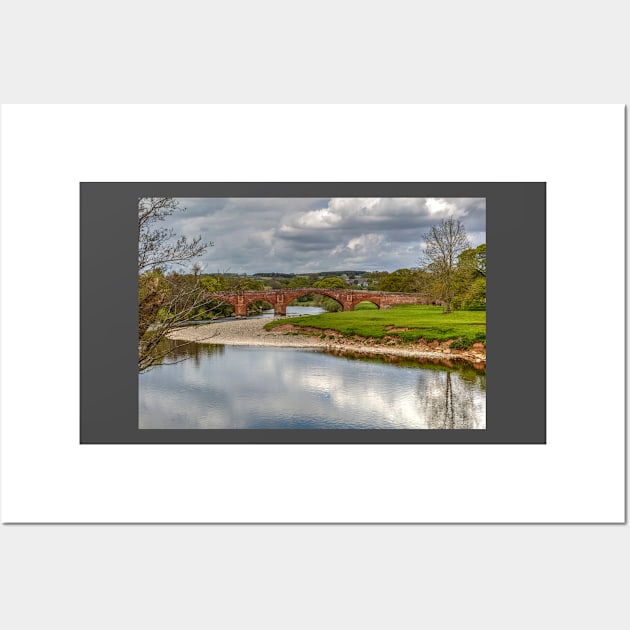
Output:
[458, 277, 486, 310]
[451, 244, 486, 310]
[313, 276, 347, 289]
[200, 275, 229, 292]
[266, 278, 283, 289]
[287, 275, 312, 288]
[457, 244, 486, 277]
[229, 277, 265, 291]
[138, 198, 213, 372]
[316, 296, 343, 311]
[420, 217, 471, 313]
[376, 268, 430, 293]
[364, 271, 389, 290]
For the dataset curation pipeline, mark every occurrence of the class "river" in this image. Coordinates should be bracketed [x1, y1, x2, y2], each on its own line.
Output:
[139, 305, 486, 430]
[257, 305, 327, 318]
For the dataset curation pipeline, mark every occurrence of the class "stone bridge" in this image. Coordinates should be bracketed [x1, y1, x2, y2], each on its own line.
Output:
[207, 288, 439, 316]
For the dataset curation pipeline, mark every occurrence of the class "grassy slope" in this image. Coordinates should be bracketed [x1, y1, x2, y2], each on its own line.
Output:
[264, 305, 486, 346]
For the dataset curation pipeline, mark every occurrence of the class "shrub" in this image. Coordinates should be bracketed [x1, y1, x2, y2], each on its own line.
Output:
[460, 277, 486, 311]
[472, 331, 486, 343]
[449, 338, 473, 350]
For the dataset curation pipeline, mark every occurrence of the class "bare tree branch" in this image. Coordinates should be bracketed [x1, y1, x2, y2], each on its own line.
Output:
[420, 217, 470, 313]
[138, 197, 221, 372]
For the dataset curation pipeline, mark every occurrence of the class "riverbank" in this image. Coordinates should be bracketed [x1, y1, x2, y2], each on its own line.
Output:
[167, 317, 486, 366]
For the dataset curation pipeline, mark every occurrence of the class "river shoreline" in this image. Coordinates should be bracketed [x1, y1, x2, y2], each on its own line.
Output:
[167, 318, 486, 366]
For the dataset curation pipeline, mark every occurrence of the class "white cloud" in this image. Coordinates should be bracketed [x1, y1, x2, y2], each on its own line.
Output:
[159, 197, 485, 273]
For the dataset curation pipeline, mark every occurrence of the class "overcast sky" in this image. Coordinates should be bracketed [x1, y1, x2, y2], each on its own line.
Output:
[158, 197, 486, 275]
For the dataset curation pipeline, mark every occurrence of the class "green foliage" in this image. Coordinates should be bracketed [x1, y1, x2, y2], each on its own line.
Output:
[364, 270, 389, 290]
[317, 296, 343, 312]
[200, 275, 229, 291]
[313, 276, 347, 289]
[201, 274, 265, 292]
[288, 293, 343, 312]
[375, 268, 429, 293]
[457, 244, 486, 277]
[287, 275, 312, 288]
[459, 277, 486, 310]
[247, 300, 273, 315]
[449, 338, 473, 350]
[231, 277, 266, 291]
[451, 244, 486, 311]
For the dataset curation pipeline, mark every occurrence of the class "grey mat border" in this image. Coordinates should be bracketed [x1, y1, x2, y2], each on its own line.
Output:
[80, 182, 546, 444]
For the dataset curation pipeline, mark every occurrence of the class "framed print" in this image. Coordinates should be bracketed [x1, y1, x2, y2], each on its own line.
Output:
[81, 182, 544, 444]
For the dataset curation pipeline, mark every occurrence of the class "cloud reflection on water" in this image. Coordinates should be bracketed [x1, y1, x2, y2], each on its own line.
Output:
[139, 345, 485, 430]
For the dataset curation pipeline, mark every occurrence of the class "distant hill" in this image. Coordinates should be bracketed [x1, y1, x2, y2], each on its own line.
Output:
[254, 270, 369, 278]
[252, 272, 294, 278]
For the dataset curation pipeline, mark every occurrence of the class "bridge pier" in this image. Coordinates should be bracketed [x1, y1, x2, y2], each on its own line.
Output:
[234, 295, 247, 317]
[273, 292, 286, 316]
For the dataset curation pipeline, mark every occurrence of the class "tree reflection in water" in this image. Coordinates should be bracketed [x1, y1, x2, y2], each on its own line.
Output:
[416, 362, 485, 429]
[268, 347, 486, 430]
[147, 338, 225, 370]
[144, 341, 485, 429]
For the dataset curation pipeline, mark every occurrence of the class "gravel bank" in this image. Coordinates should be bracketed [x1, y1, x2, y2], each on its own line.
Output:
[168, 318, 486, 364]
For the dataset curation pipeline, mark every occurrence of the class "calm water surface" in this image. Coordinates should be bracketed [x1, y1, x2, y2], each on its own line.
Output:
[257, 305, 327, 318]
[139, 339, 486, 430]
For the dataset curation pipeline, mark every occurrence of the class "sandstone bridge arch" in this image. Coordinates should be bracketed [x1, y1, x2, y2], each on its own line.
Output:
[207, 288, 438, 317]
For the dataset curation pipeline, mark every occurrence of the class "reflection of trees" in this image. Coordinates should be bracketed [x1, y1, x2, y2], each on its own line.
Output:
[247, 300, 273, 315]
[417, 369, 485, 429]
[323, 347, 486, 429]
[458, 366, 486, 391]
[288, 293, 343, 312]
[149, 338, 225, 369]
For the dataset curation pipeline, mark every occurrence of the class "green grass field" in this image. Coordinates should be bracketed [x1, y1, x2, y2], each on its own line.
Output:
[354, 300, 378, 310]
[264, 305, 486, 347]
